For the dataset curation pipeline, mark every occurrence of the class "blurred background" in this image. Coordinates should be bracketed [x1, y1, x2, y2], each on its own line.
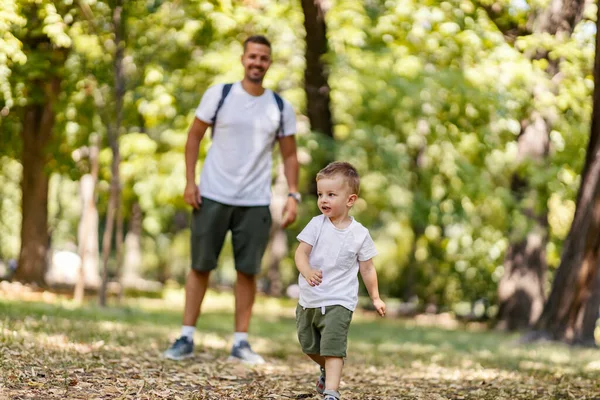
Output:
[1, 0, 599, 341]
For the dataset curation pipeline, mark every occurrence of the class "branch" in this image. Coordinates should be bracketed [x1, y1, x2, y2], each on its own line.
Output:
[474, 1, 532, 43]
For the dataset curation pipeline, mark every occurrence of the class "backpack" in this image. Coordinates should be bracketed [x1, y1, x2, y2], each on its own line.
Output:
[210, 83, 285, 140]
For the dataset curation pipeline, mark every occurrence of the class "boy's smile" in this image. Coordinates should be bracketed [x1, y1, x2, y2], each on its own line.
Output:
[316, 175, 356, 226]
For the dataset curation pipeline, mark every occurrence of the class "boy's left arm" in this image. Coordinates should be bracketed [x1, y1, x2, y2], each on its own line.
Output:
[359, 259, 386, 317]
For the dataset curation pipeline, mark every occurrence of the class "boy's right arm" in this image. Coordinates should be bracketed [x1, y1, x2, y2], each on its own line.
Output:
[295, 242, 322, 286]
[184, 118, 210, 209]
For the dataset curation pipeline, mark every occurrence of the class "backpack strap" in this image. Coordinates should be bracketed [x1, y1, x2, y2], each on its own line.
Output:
[210, 83, 233, 138]
[272, 91, 284, 138]
[212, 83, 285, 141]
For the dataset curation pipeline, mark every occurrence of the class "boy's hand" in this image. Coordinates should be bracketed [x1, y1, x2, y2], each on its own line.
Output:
[373, 298, 386, 317]
[303, 269, 323, 286]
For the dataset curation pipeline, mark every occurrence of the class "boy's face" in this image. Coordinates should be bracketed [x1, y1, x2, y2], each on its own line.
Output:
[241, 42, 271, 83]
[316, 175, 357, 220]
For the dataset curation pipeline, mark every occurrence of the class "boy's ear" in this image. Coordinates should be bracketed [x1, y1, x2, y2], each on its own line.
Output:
[347, 194, 358, 207]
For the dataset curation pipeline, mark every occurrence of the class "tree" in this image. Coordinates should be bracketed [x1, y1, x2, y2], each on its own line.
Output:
[480, 0, 586, 330]
[301, 0, 333, 138]
[99, 0, 126, 306]
[12, 3, 73, 285]
[529, 3, 600, 346]
[74, 134, 101, 304]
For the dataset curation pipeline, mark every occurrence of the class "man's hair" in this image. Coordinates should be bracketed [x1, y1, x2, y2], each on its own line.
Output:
[243, 35, 271, 52]
[316, 161, 360, 195]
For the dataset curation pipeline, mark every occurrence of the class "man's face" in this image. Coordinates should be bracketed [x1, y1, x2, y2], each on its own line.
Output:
[241, 42, 271, 83]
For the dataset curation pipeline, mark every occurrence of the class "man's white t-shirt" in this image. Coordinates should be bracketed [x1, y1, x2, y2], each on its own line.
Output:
[296, 215, 378, 311]
[195, 82, 296, 206]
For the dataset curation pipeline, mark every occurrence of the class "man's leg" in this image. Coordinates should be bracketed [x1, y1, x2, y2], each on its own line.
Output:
[183, 269, 210, 326]
[164, 270, 212, 361]
[164, 198, 231, 360]
[234, 270, 256, 332]
[229, 205, 271, 364]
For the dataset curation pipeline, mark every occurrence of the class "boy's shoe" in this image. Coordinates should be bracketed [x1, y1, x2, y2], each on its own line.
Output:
[163, 336, 194, 360]
[227, 340, 265, 365]
[316, 366, 326, 394]
[323, 389, 340, 400]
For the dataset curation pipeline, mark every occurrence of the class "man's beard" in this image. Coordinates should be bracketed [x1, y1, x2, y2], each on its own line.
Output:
[246, 69, 265, 83]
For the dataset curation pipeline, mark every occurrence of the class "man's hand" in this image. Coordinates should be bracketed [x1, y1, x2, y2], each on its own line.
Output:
[281, 196, 297, 228]
[372, 297, 386, 317]
[184, 182, 202, 209]
[303, 269, 323, 286]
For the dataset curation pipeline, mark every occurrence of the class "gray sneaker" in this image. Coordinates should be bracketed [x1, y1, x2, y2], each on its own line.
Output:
[227, 340, 265, 365]
[163, 336, 194, 360]
[316, 366, 326, 394]
[323, 389, 340, 400]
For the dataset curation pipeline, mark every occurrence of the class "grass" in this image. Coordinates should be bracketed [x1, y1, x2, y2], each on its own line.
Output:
[1, 288, 599, 399]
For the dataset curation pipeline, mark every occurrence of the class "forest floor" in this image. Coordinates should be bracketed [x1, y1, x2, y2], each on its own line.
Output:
[1, 283, 600, 399]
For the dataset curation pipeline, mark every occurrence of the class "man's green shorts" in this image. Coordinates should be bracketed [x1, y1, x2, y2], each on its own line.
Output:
[296, 305, 353, 358]
[190, 197, 272, 276]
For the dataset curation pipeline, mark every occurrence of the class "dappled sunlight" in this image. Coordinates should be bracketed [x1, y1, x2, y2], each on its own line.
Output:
[2, 296, 600, 398]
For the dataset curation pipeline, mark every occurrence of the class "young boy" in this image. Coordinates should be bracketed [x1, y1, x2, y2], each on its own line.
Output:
[294, 161, 386, 400]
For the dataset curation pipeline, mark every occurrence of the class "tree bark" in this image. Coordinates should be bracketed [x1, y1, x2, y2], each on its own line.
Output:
[497, 115, 550, 330]
[301, 0, 333, 138]
[74, 135, 101, 303]
[491, 0, 585, 331]
[531, 7, 600, 345]
[99, 0, 125, 306]
[264, 164, 288, 297]
[14, 78, 61, 285]
[122, 202, 143, 285]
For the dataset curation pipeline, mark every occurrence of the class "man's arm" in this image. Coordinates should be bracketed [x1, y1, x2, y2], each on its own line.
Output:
[184, 118, 210, 209]
[278, 135, 299, 228]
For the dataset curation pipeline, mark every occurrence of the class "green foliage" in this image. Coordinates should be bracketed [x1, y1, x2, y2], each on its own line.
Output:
[0, 0, 594, 308]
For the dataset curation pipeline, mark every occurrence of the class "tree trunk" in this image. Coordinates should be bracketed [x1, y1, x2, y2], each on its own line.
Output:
[301, 0, 333, 138]
[115, 196, 124, 302]
[531, 7, 600, 345]
[265, 164, 288, 297]
[122, 202, 143, 285]
[99, 0, 125, 306]
[497, 228, 547, 330]
[14, 78, 61, 285]
[497, 115, 550, 330]
[74, 135, 100, 303]
[490, 0, 585, 330]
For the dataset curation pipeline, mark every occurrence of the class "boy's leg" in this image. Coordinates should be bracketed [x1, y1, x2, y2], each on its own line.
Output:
[318, 305, 353, 397]
[307, 354, 326, 394]
[308, 353, 325, 367]
[324, 357, 344, 392]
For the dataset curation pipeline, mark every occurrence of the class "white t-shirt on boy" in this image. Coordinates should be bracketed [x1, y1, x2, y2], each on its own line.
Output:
[296, 214, 378, 311]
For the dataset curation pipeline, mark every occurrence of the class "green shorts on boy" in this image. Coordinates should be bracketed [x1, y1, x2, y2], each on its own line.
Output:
[294, 162, 386, 400]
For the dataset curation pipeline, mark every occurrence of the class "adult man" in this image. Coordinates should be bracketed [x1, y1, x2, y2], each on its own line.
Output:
[163, 35, 300, 364]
